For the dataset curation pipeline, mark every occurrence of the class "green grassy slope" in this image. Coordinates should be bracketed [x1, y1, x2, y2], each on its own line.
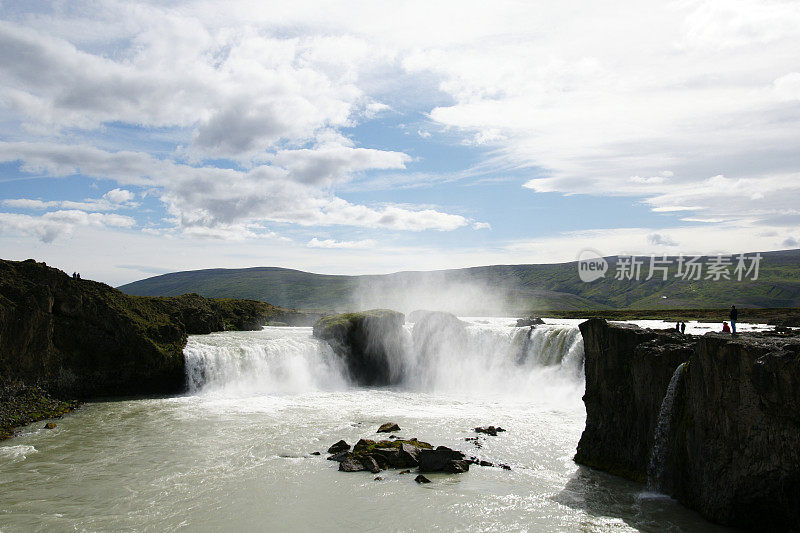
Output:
[118, 249, 800, 311]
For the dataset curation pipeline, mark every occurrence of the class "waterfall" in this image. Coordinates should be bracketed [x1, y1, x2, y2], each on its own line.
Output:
[184, 328, 349, 395]
[184, 319, 585, 400]
[646, 362, 687, 492]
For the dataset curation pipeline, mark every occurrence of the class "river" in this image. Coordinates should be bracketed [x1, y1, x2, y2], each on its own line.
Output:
[2, 318, 762, 532]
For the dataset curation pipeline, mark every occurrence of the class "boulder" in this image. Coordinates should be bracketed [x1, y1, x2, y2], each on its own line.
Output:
[339, 458, 366, 472]
[359, 455, 381, 474]
[516, 317, 545, 327]
[474, 426, 506, 436]
[415, 474, 431, 484]
[312, 310, 406, 386]
[327, 439, 350, 454]
[377, 422, 400, 433]
[418, 446, 470, 473]
[327, 451, 352, 462]
[43, 422, 57, 429]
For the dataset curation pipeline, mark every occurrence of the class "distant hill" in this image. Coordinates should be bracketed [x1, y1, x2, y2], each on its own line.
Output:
[117, 249, 800, 313]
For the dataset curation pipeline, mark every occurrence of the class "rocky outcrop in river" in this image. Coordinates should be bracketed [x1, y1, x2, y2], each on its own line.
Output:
[0, 259, 290, 399]
[312, 309, 406, 385]
[576, 318, 800, 530]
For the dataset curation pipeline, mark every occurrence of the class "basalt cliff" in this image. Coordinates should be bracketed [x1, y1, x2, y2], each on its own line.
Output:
[576, 318, 800, 530]
[0, 259, 296, 399]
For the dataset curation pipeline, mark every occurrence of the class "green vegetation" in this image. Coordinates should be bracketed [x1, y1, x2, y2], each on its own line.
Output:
[0, 383, 79, 441]
[118, 249, 800, 312]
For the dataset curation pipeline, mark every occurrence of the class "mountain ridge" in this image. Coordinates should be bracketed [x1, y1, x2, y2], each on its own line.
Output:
[117, 249, 800, 313]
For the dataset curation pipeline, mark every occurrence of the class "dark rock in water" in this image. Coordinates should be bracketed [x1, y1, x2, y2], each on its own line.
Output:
[443, 460, 470, 473]
[418, 446, 469, 473]
[369, 447, 404, 468]
[499, 463, 511, 470]
[312, 310, 406, 386]
[43, 422, 57, 429]
[327, 451, 352, 462]
[399, 469, 411, 475]
[516, 316, 545, 327]
[374, 476, 383, 481]
[377, 422, 400, 433]
[474, 426, 505, 436]
[479, 460, 493, 467]
[415, 474, 431, 484]
[576, 318, 800, 530]
[310, 451, 321, 456]
[398, 443, 422, 466]
[359, 455, 382, 473]
[327, 439, 350, 454]
[339, 458, 366, 472]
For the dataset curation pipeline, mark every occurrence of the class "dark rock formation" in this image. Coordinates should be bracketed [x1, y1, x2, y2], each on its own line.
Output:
[474, 426, 506, 436]
[0, 259, 287, 401]
[0, 383, 79, 440]
[415, 474, 431, 484]
[312, 310, 406, 386]
[576, 318, 800, 530]
[377, 422, 400, 433]
[516, 316, 545, 327]
[418, 446, 470, 473]
[327, 440, 350, 454]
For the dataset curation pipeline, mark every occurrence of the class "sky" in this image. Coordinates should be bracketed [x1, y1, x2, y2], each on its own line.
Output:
[0, 0, 799, 286]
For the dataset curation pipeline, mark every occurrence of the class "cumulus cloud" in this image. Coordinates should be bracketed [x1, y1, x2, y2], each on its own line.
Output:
[2, 188, 137, 212]
[0, 142, 467, 234]
[0, 210, 135, 242]
[307, 237, 377, 249]
[473, 222, 491, 230]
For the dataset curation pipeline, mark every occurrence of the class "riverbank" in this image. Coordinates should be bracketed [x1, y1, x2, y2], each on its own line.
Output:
[0, 383, 80, 441]
[0, 258, 314, 438]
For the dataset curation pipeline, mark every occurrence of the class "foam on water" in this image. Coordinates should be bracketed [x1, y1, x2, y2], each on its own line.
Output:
[0, 445, 37, 462]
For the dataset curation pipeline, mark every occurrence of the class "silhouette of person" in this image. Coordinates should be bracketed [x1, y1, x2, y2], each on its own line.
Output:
[675, 321, 681, 332]
[72, 272, 76, 279]
[76, 273, 81, 280]
[681, 322, 686, 334]
[729, 305, 737, 335]
[722, 321, 731, 333]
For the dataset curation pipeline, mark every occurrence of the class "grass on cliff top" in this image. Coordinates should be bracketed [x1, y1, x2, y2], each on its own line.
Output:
[314, 309, 403, 329]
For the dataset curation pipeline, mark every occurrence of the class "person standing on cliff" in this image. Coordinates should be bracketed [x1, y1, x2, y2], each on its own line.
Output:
[729, 305, 738, 335]
[681, 322, 686, 334]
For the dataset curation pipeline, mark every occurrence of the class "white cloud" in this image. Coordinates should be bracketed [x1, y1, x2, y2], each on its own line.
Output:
[473, 222, 491, 230]
[647, 233, 679, 247]
[103, 188, 135, 204]
[307, 237, 377, 249]
[0, 210, 135, 242]
[0, 142, 467, 233]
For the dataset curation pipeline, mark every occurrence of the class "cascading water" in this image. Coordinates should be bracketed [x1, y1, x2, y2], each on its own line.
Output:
[647, 362, 687, 492]
[184, 327, 349, 395]
[183, 317, 585, 401]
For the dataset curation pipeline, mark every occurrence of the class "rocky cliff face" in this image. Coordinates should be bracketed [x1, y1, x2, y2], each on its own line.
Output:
[312, 310, 406, 386]
[0, 259, 287, 398]
[577, 318, 800, 530]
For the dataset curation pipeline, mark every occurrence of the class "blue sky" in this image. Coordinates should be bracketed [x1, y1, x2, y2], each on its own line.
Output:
[1, 1, 799, 285]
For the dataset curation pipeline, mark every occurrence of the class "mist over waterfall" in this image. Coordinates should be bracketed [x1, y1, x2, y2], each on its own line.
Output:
[184, 317, 585, 401]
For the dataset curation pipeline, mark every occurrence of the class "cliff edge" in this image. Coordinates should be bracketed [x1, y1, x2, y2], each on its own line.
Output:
[0, 259, 289, 399]
[576, 318, 800, 530]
